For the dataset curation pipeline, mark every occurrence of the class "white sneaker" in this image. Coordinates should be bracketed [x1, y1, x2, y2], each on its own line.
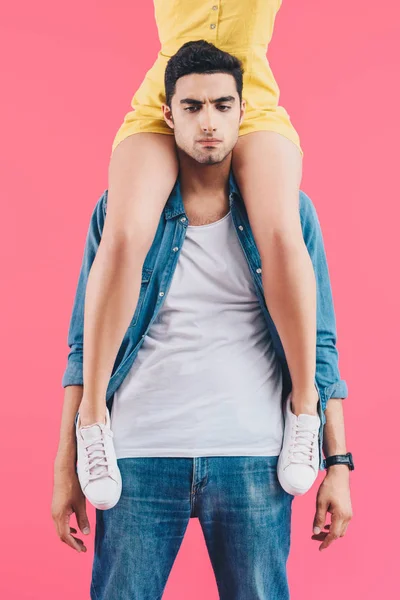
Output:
[277, 392, 320, 496]
[76, 407, 122, 510]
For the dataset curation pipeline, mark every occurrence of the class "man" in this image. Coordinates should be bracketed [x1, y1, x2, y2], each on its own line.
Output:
[52, 41, 353, 599]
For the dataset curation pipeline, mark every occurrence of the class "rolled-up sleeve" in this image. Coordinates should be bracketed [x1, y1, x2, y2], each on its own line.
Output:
[61, 190, 107, 388]
[299, 191, 348, 409]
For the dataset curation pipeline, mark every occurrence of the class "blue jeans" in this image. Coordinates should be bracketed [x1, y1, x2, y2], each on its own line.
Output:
[90, 455, 294, 600]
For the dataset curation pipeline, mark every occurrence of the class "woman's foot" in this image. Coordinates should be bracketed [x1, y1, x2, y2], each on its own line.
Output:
[277, 391, 320, 496]
[76, 406, 122, 510]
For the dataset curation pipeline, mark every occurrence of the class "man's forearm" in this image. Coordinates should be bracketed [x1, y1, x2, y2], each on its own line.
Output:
[323, 398, 348, 458]
[54, 385, 83, 473]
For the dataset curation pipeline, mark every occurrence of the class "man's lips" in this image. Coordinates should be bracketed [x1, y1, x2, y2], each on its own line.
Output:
[198, 139, 222, 145]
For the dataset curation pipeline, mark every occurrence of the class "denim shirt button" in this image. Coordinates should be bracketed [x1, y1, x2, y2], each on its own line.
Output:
[238, 225, 244, 231]
[159, 292, 164, 297]
[180, 217, 187, 222]
[256, 268, 262, 274]
[173, 247, 179, 252]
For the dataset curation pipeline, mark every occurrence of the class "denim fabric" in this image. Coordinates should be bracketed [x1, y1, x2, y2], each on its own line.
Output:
[62, 171, 348, 469]
[90, 455, 293, 600]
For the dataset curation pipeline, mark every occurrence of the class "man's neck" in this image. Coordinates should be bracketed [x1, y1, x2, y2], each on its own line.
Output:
[178, 152, 232, 226]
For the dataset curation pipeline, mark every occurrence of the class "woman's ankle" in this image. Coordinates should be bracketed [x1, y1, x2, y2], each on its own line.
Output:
[78, 400, 107, 426]
[290, 386, 319, 416]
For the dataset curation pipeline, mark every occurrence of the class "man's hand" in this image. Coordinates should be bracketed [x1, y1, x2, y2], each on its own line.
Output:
[312, 466, 353, 551]
[51, 465, 91, 553]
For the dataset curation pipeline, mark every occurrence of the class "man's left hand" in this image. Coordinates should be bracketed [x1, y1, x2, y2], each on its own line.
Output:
[311, 466, 353, 551]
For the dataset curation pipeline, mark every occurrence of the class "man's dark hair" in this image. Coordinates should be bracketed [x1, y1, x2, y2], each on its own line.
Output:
[164, 40, 244, 106]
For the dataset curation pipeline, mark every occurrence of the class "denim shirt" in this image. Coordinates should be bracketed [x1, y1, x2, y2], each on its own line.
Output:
[62, 171, 348, 470]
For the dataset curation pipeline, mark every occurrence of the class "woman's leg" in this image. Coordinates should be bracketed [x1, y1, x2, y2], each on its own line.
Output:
[78, 132, 178, 425]
[232, 130, 318, 415]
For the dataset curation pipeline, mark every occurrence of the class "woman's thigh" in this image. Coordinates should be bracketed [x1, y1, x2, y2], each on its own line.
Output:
[231, 129, 303, 255]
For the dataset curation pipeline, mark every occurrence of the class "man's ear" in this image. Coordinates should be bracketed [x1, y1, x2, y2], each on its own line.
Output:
[162, 104, 175, 130]
[239, 99, 246, 126]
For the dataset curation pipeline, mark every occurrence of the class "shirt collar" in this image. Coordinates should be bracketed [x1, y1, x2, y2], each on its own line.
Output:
[164, 169, 241, 220]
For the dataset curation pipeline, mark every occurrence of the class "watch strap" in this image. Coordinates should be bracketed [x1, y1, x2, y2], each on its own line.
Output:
[324, 452, 354, 470]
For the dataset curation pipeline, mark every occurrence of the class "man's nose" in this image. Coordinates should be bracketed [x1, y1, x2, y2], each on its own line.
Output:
[200, 108, 217, 132]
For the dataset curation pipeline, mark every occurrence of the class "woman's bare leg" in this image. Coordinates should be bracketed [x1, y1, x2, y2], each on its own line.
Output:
[232, 130, 318, 415]
[78, 133, 178, 425]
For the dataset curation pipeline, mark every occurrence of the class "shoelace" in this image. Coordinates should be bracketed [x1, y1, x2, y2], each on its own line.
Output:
[83, 427, 114, 481]
[288, 422, 318, 465]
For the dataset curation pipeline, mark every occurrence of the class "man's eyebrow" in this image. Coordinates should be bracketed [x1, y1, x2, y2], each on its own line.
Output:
[179, 96, 236, 105]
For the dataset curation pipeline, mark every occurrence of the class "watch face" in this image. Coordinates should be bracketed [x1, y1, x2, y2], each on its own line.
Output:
[347, 452, 355, 470]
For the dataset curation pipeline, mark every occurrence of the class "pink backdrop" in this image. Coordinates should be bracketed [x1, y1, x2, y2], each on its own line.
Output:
[2, 1, 399, 598]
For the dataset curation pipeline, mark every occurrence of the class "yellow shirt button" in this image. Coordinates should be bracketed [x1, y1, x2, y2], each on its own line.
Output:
[212, 5, 218, 9]
[210, 23, 216, 29]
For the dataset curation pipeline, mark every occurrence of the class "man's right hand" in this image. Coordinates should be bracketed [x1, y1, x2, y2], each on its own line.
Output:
[51, 466, 91, 553]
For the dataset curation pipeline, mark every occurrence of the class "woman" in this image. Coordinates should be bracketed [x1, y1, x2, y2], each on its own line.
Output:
[76, 0, 320, 508]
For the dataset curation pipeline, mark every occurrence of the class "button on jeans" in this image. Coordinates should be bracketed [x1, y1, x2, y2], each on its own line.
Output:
[90, 455, 294, 600]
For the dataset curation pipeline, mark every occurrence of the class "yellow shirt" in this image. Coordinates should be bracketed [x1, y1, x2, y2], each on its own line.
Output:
[112, 0, 300, 154]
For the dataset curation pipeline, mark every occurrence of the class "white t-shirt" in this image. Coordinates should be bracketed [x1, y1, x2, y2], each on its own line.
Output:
[110, 210, 284, 457]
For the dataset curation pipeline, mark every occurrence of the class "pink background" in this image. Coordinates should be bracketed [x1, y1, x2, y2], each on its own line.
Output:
[2, 1, 399, 598]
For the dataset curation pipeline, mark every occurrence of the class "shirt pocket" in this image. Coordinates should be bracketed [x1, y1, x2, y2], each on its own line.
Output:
[129, 267, 153, 328]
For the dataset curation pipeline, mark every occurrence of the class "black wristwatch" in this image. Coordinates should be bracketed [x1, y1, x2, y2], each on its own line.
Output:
[323, 452, 354, 471]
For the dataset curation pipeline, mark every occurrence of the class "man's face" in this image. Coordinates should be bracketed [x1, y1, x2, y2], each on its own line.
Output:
[162, 72, 245, 165]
